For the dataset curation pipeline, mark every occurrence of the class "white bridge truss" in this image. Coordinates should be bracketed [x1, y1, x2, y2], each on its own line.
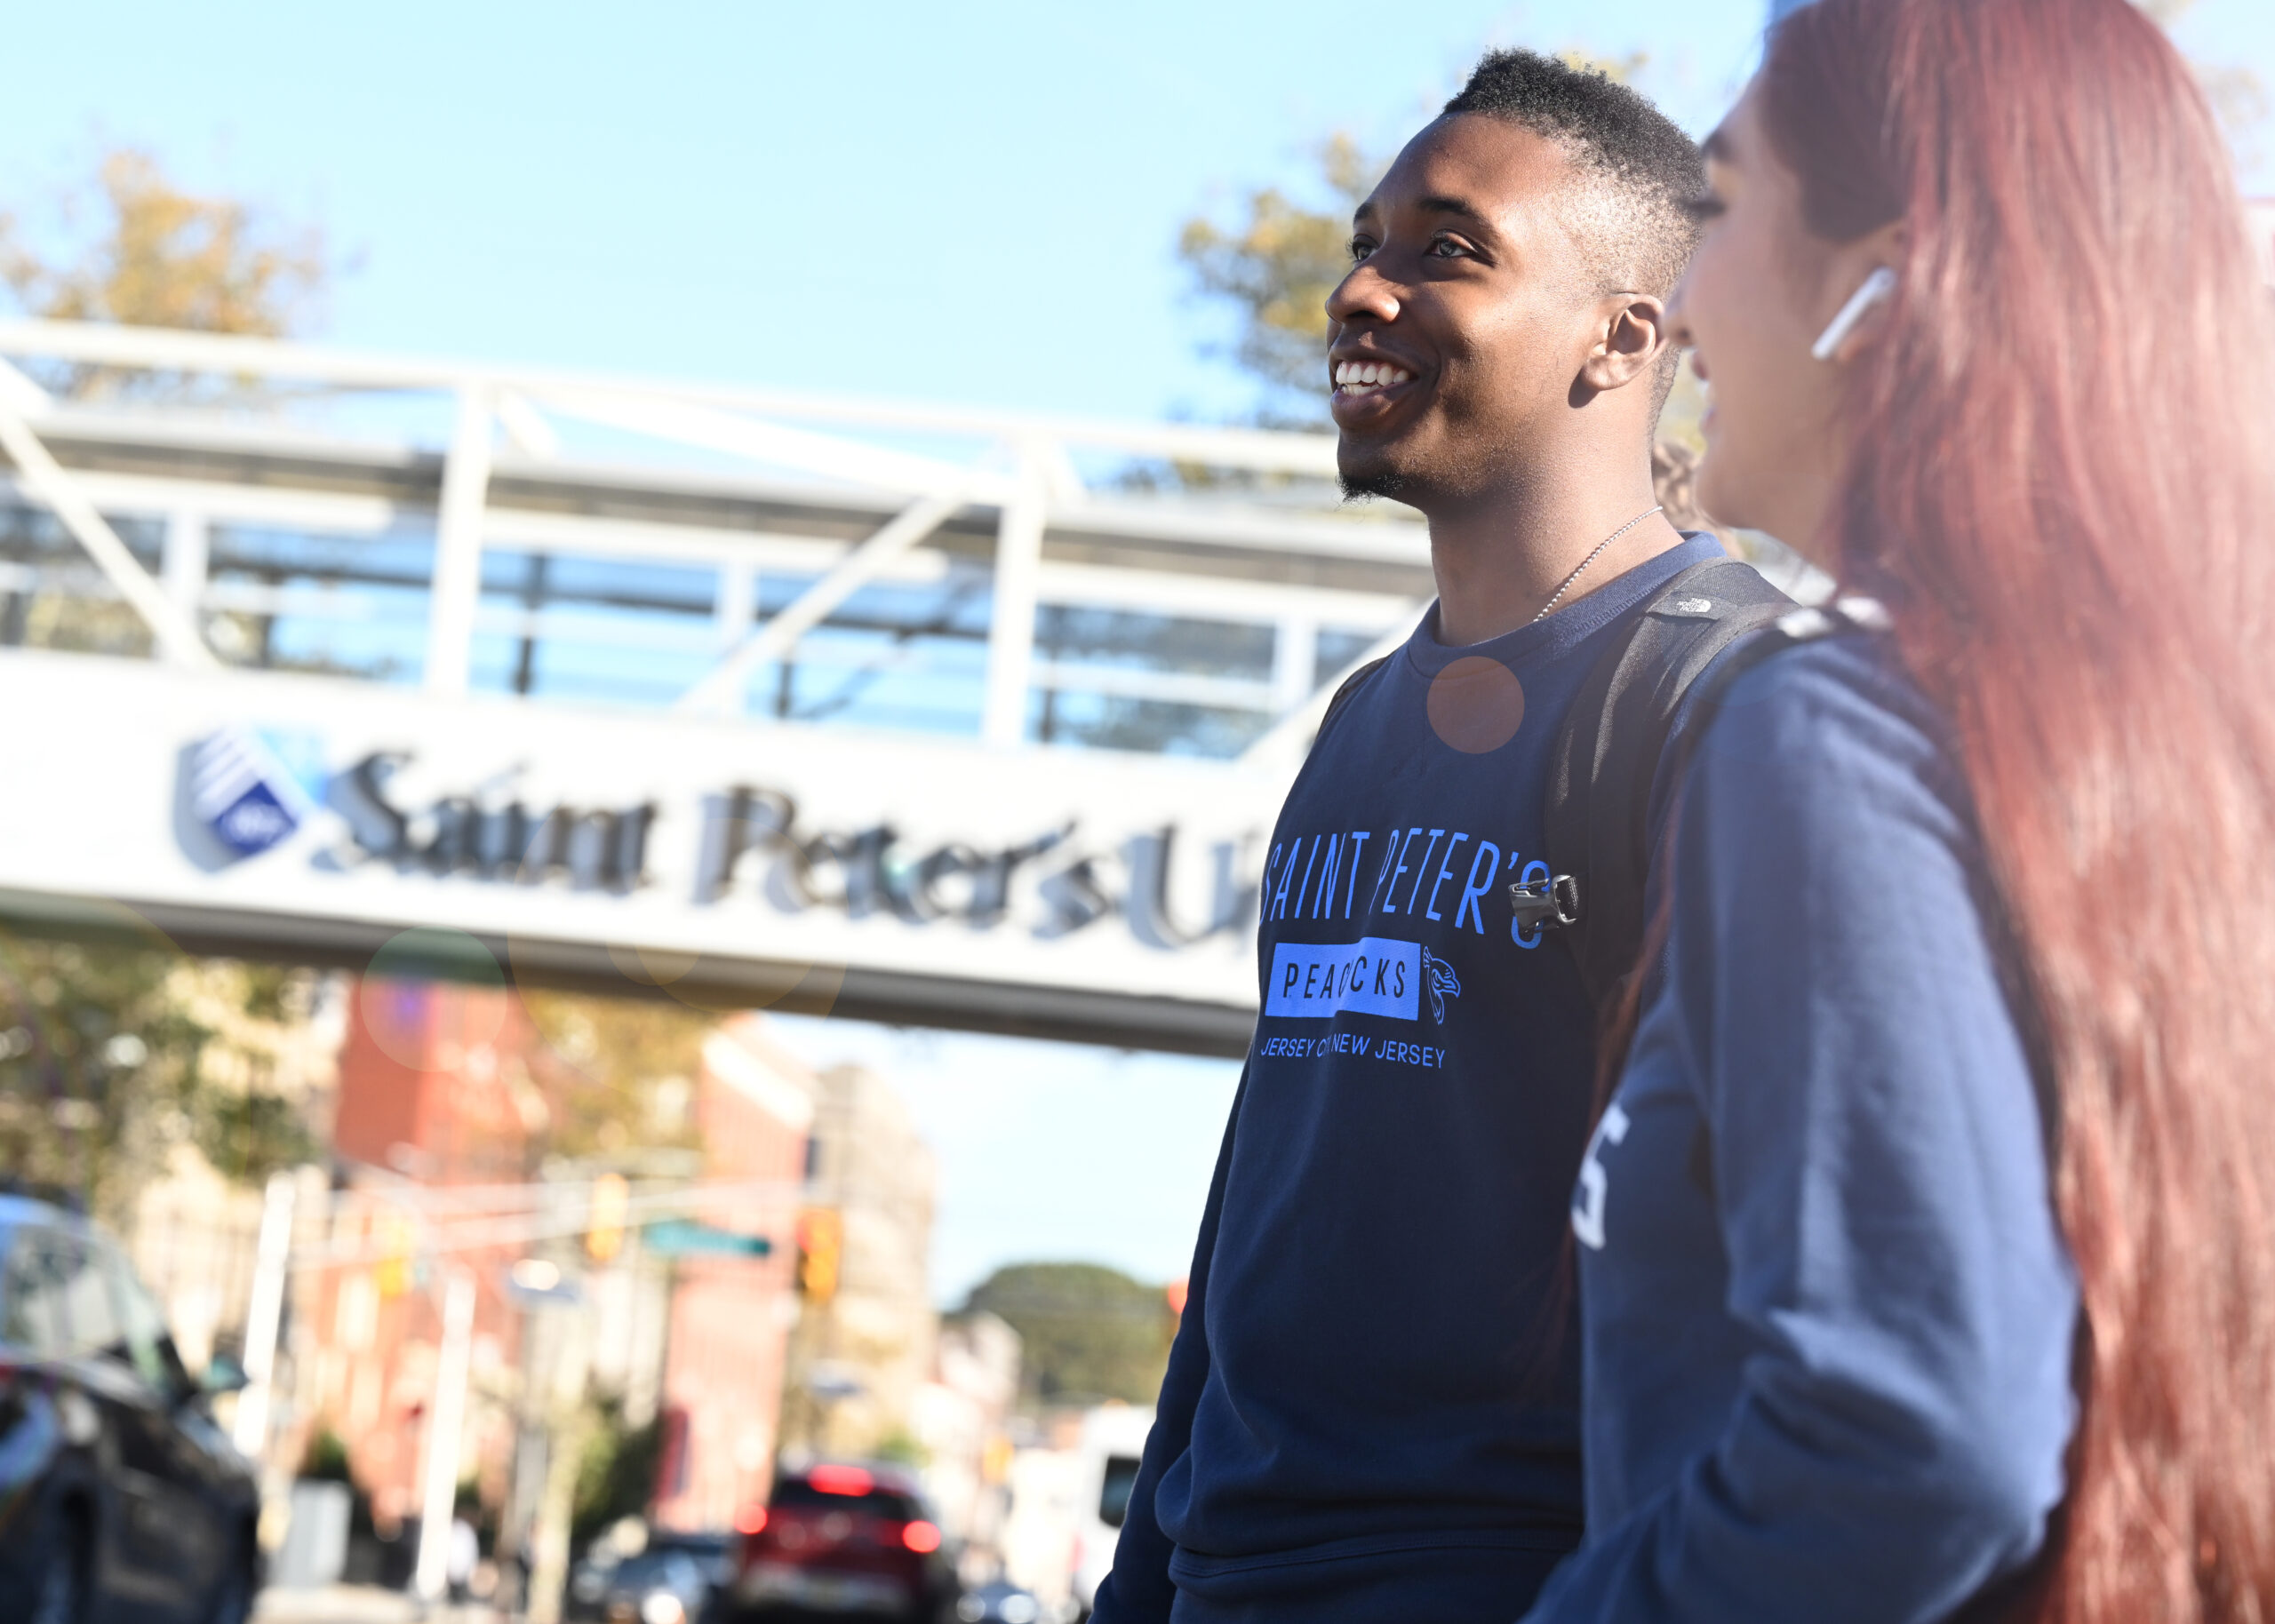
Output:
[0, 320, 1432, 747]
[0, 321, 1433, 1053]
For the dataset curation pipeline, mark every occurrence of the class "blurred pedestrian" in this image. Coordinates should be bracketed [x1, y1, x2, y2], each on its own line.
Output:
[449, 1513, 479, 1602]
[1524, 1, 2275, 1620]
[1095, 49, 1732, 1624]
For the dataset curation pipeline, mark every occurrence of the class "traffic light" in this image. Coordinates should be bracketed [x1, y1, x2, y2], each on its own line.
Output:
[375, 1214, 415, 1298]
[795, 1207, 842, 1302]
[587, 1172, 630, 1263]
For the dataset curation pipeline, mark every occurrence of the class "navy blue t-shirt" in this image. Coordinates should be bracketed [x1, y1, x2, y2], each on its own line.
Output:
[1523, 636, 2078, 1623]
[1094, 536, 1728, 1624]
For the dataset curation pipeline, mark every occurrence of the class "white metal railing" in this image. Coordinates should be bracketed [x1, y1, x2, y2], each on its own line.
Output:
[0, 321, 1428, 763]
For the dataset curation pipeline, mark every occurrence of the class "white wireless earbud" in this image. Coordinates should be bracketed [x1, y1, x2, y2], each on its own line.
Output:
[1810, 267, 1899, 362]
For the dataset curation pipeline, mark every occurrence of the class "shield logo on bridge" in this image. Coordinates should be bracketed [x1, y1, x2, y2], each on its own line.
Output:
[190, 727, 328, 859]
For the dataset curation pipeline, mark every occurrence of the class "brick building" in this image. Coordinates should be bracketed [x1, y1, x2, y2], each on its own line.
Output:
[651, 1016, 813, 1529]
[304, 975, 534, 1525]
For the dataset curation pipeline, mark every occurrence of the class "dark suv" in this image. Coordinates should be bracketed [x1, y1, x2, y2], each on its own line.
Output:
[0, 1195, 262, 1623]
[728, 1463, 959, 1623]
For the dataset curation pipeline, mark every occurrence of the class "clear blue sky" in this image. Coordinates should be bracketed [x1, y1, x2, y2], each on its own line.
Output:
[7, 1, 2263, 421]
[11, 0, 2269, 1302]
[0, 1, 1756, 418]
[1, 2, 1763, 423]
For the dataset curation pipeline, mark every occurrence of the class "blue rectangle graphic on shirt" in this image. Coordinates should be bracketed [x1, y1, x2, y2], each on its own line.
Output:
[1266, 937, 1421, 1021]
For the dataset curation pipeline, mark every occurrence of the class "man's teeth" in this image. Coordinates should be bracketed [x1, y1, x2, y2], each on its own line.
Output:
[1331, 360, 1415, 395]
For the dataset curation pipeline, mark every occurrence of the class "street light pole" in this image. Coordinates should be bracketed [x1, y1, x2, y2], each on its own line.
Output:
[232, 1170, 298, 1459]
[525, 1284, 596, 1624]
[414, 1270, 478, 1604]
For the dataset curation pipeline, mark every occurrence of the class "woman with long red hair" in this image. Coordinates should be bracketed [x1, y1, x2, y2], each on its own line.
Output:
[1521, 1, 2275, 1620]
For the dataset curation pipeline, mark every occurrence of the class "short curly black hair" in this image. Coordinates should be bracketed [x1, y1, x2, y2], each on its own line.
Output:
[1443, 50, 1704, 302]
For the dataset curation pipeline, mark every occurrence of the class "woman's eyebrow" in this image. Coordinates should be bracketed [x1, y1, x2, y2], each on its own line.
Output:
[1702, 126, 1736, 163]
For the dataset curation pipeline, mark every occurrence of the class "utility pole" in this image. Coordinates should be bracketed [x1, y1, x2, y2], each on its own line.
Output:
[414, 1270, 478, 1604]
[232, 1170, 298, 1459]
[525, 1288, 595, 1624]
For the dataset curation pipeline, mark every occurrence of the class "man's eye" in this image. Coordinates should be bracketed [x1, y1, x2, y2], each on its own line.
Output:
[1682, 194, 1728, 223]
[1347, 238, 1376, 263]
[1426, 236, 1472, 259]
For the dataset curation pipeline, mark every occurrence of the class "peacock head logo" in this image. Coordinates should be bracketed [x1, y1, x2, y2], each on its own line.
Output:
[1421, 946, 1462, 1025]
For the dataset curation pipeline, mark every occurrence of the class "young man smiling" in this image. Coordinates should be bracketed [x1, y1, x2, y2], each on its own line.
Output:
[1092, 52, 1713, 1624]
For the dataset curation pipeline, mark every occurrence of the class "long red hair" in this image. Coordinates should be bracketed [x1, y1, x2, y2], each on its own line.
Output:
[1760, 0, 2275, 1616]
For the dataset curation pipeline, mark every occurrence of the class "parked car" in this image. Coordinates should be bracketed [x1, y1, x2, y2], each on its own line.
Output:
[727, 1462, 959, 1623]
[0, 1192, 263, 1624]
[568, 1545, 716, 1624]
[570, 1524, 739, 1623]
[954, 1581, 1050, 1624]
[647, 1527, 738, 1606]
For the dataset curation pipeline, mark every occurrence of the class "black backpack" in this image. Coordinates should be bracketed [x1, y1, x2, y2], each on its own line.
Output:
[1320, 555, 1832, 1025]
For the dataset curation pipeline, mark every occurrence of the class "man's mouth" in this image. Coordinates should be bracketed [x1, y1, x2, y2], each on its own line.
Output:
[1330, 359, 1416, 398]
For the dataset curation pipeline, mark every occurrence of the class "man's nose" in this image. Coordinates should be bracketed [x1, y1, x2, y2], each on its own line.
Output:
[1327, 262, 1401, 327]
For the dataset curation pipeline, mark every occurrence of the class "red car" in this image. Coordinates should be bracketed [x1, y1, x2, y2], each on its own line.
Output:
[728, 1462, 959, 1623]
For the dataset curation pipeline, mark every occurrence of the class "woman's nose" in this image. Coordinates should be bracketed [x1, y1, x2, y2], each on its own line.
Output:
[1664, 274, 1696, 351]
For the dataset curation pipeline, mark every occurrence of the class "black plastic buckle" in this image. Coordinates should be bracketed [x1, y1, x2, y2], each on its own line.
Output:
[1508, 872, 1580, 932]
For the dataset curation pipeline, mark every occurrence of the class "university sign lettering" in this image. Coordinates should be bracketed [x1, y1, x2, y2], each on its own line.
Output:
[2, 652, 1284, 1054]
[313, 752, 1255, 945]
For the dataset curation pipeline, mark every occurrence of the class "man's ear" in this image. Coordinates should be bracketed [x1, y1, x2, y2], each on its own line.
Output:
[1577, 293, 1669, 397]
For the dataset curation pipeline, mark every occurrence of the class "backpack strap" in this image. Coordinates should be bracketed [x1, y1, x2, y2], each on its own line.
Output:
[1551, 591, 1900, 1186]
[1513, 559, 1804, 1018]
[1314, 656, 1391, 743]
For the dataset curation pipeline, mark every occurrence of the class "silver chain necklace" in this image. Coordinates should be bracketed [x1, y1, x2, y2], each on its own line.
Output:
[1531, 505, 1665, 625]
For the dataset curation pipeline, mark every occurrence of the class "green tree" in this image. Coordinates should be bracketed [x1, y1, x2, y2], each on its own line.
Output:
[0, 149, 342, 661]
[517, 990, 711, 1161]
[0, 933, 323, 1223]
[571, 1394, 666, 1548]
[0, 147, 327, 333]
[0, 931, 210, 1220]
[961, 1262, 1177, 1406]
[195, 1087, 318, 1183]
[172, 956, 325, 1185]
[0, 147, 331, 399]
[1178, 134, 1380, 425]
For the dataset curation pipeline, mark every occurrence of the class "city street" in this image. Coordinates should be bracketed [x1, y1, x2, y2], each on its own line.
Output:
[254, 1588, 507, 1624]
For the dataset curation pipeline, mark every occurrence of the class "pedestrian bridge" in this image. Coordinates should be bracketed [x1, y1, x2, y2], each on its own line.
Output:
[0, 321, 1433, 1055]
